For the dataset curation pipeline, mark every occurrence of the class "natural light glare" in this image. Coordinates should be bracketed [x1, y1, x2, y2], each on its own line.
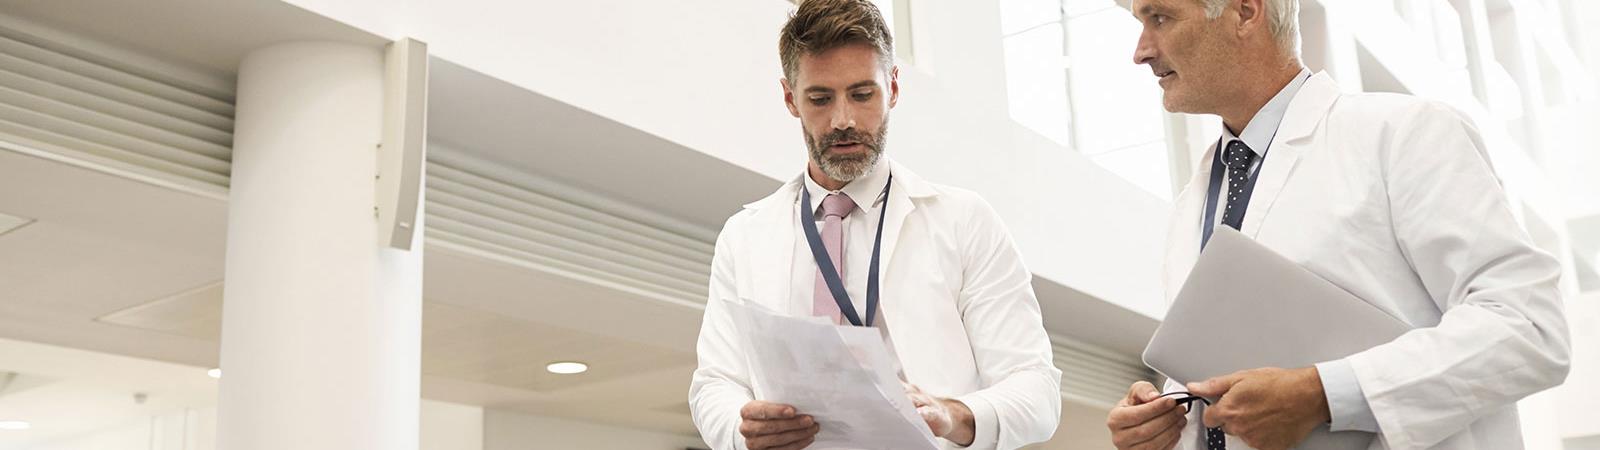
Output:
[1000, 0, 1174, 199]
[1004, 22, 1073, 147]
[0, 421, 30, 431]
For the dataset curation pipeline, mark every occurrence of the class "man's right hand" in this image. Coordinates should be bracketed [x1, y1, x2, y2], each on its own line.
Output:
[740, 401, 820, 450]
[1107, 381, 1188, 450]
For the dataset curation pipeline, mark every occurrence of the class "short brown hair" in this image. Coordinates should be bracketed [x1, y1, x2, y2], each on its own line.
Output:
[779, 0, 895, 81]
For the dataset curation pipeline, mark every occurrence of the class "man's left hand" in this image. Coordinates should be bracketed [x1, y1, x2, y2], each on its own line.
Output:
[904, 382, 976, 446]
[1187, 367, 1331, 450]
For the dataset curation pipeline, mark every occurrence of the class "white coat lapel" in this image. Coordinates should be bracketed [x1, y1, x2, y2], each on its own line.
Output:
[876, 161, 917, 279]
[1239, 72, 1343, 236]
[875, 160, 939, 323]
[877, 160, 941, 280]
[1164, 142, 1216, 301]
[740, 177, 801, 314]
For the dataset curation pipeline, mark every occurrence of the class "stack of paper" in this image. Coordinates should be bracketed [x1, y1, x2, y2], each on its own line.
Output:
[725, 300, 940, 450]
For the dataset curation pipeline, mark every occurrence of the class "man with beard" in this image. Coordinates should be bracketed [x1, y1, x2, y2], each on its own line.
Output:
[687, 1, 1061, 449]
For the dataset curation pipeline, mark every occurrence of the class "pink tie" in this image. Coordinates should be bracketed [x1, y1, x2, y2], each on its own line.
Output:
[813, 193, 857, 324]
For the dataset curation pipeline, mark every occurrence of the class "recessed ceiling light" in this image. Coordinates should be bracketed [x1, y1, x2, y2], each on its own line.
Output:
[207, 368, 222, 379]
[0, 211, 32, 237]
[0, 421, 29, 431]
[545, 361, 588, 375]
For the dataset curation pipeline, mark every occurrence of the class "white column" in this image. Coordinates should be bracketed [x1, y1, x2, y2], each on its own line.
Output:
[218, 41, 423, 450]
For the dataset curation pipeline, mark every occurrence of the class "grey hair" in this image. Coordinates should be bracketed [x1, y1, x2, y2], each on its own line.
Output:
[1202, 0, 1300, 57]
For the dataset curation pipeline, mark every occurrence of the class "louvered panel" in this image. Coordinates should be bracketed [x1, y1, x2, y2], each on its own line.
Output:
[0, 23, 233, 189]
[425, 161, 715, 308]
[0, 98, 229, 176]
[427, 190, 710, 285]
[0, 31, 233, 118]
[427, 202, 710, 297]
[0, 83, 230, 163]
[1055, 334, 1158, 408]
[429, 162, 714, 264]
[0, 68, 231, 148]
[0, 114, 228, 187]
[427, 226, 706, 308]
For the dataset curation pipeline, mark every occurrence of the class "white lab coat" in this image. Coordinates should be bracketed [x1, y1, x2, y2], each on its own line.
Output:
[689, 159, 1062, 450]
[1162, 72, 1571, 450]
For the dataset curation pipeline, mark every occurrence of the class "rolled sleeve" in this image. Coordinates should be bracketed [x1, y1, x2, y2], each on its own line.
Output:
[1316, 359, 1380, 433]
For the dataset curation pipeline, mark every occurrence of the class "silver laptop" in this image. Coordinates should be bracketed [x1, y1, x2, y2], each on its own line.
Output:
[1143, 227, 1412, 450]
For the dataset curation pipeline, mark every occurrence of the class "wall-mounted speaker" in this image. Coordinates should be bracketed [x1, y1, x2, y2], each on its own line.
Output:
[377, 37, 428, 250]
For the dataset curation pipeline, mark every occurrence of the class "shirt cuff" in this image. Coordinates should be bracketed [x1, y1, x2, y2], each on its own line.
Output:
[950, 393, 999, 449]
[1316, 359, 1380, 433]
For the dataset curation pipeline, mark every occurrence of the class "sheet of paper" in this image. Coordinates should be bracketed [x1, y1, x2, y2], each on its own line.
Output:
[726, 300, 939, 450]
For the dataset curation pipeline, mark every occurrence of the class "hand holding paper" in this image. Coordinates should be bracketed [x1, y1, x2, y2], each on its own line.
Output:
[725, 299, 939, 450]
[738, 401, 820, 450]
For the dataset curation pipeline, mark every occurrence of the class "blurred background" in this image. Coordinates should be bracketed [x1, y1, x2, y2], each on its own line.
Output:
[0, 0, 1594, 448]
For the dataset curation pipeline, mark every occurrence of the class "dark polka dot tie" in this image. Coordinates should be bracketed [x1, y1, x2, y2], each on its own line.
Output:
[1207, 423, 1226, 450]
[1221, 140, 1257, 231]
[1207, 142, 1253, 448]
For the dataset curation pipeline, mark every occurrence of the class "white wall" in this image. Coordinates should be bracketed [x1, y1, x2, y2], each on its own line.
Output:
[19, 408, 213, 450]
[22, 419, 149, 450]
[422, 399, 485, 450]
[280, 0, 1175, 319]
[484, 409, 707, 450]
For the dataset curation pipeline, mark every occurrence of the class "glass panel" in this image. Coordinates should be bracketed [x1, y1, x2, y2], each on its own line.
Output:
[1004, 22, 1073, 146]
[1089, 141, 1177, 200]
[1065, 7, 1168, 155]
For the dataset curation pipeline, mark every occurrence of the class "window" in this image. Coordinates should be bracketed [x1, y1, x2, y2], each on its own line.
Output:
[1001, 0, 1177, 199]
[1001, 1, 1072, 146]
[875, 0, 916, 64]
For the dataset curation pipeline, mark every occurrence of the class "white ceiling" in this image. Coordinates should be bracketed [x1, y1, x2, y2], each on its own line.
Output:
[0, 211, 27, 236]
[0, 144, 714, 436]
[0, 148, 228, 366]
[0, 338, 218, 449]
[0, 0, 385, 81]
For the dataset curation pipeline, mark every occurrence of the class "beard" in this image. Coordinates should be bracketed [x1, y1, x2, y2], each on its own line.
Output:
[804, 120, 890, 184]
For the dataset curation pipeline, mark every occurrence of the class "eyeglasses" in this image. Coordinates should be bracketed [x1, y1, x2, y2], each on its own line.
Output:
[1157, 391, 1212, 412]
[1157, 391, 1226, 450]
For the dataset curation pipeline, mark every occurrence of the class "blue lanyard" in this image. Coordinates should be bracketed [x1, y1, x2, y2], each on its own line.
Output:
[800, 176, 891, 327]
[1201, 133, 1275, 249]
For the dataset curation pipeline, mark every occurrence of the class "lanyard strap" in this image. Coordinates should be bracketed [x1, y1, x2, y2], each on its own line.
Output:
[800, 176, 892, 327]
